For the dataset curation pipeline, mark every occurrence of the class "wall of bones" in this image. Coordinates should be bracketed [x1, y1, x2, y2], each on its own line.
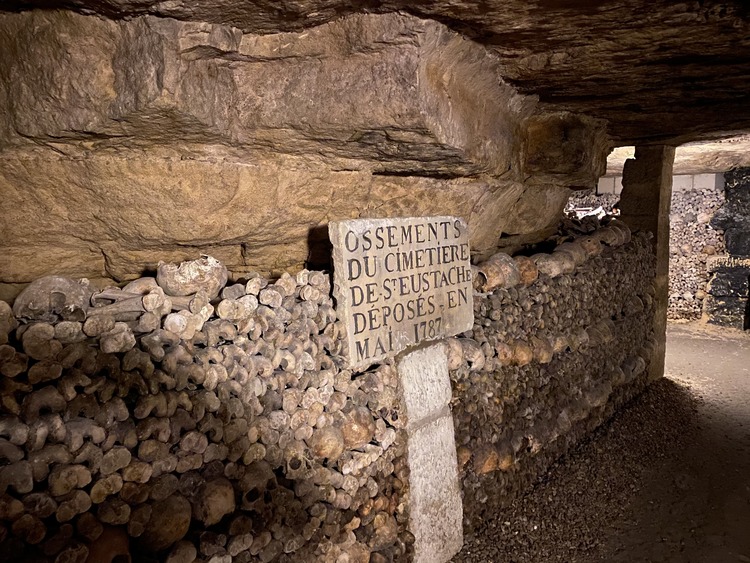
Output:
[0, 262, 411, 563]
[0, 217, 655, 561]
[455, 219, 656, 526]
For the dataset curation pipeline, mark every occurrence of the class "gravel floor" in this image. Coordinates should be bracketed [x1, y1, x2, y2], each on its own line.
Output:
[454, 322, 750, 563]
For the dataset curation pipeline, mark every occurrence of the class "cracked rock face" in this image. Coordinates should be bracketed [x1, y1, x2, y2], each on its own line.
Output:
[3, 0, 749, 143]
[0, 10, 610, 289]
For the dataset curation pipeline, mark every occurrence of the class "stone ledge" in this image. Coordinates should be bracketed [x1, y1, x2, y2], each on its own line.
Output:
[0, 11, 533, 176]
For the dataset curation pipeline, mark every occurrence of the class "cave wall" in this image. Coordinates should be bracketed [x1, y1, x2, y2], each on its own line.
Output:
[0, 10, 609, 300]
[0, 7, 679, 563]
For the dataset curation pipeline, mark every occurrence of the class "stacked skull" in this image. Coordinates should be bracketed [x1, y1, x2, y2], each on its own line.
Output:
[0, 257, 411, 563]
[449, 218, 658, 529]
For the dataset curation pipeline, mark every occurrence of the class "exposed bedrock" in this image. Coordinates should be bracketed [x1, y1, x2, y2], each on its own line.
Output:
[3, 1, 748, 144]
[0, 154, 575, 284]
[0, 12, 535, 176]
[0, 10, 609, 288]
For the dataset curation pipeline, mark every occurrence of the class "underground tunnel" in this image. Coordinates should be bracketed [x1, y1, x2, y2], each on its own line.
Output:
[0, 1, 750, 562]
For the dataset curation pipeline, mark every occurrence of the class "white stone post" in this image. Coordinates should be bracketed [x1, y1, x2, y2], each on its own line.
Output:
[397, 343, 463, 563]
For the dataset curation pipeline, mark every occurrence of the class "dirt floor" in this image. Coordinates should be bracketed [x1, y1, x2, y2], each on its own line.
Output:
[454, 322, 750, 563]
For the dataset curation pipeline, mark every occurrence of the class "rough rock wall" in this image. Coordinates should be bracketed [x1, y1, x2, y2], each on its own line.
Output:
[449, 224, 656, 526]
[0, 266, 410, 562]
[0, 10, 609, 299]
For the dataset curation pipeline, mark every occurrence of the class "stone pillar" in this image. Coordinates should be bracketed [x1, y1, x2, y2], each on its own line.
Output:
[397, 344, 463, 563]
[618, 145, 675, 380]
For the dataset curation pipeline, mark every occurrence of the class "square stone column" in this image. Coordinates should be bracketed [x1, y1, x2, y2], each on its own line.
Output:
[397, 343, 463, 563]
[618, 145, 675, 380]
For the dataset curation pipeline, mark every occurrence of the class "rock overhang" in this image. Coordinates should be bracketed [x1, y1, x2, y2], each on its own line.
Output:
[2, 0, 749, 144]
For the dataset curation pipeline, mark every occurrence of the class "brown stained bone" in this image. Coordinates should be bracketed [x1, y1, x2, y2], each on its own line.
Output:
[54, 321, 86, 344]
[58, 343, 96, 372]
[459, 338, 485, 372]
[128, 311, 161, 334]
[90, 474, 124, 504]
[54, 541, 89, 563]
[23, 493, 58, 520]
[163, 311, 200, 341]
[0, 439, 24, 463]
[48, 465, 92, 497]
[11, 513, 46, 545]
[0, 347, 28, 378]
[475, 252, 522, 293]
[22, 387, 67, 423]
[531, 253, 565, 278]
[0, 417, 29, 446]
[100, 323, 137, 354]
[100, 446, 132, 475]
[97, 498, 131, 526]
[22, 322, 62, 361]
[128, 504, 152, 538]
[87, 296, 145, 321]
[82, 315, 116, 338]
[0, 494, 24, 522]
[76, 512, 103, 543]
[85, 525, 131, 563]
[0, 461, 33, 494]
[28, 445, 73, 482]
[555, 241, 588, 265]
[550, 250, 576, 275]
[578, 236, 603, 258]
[27, 360, 64, 385]
[170, 291, 210, 314]
[94, 397, 129, 429]
[0, 302, 17, 346]
[64, 419, 106, 452]
[191, 478, 235, 526]
[166, 540, 198, 563]
[139, 494, 192, 552]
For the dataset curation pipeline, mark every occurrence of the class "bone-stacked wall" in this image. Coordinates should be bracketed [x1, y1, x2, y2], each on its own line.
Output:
[0, 219, 657, 561]
[0, 262, 410, 563]
[706, 168, 750, 328]
[450, 221, 656, 527]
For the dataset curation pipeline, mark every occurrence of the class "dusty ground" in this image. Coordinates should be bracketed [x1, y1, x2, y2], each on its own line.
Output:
[454, 322, 750, 563]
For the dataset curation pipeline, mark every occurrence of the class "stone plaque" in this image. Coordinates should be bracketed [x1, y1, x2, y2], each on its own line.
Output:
[329, 216, 474, 369]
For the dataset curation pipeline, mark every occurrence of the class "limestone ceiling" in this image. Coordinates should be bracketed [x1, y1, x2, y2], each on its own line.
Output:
[2, 0, 750, 145]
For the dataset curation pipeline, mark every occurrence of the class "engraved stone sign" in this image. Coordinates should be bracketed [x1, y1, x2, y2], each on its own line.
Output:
[329, 216, 474, 369]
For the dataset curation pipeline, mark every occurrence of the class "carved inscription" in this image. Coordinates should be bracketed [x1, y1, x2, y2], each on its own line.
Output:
[329, 216, 474, 369]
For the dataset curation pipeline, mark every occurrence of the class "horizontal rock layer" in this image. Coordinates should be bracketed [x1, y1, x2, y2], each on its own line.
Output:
[607, 136, 750, 176]
[0, 10, 610, 287]
[0, 11, 535, 177]
[0, 150, 574, 284]
[3, 1, 749, 143]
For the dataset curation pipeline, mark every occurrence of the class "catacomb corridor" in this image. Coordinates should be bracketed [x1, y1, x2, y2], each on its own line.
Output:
[0, 1, 749, 562]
